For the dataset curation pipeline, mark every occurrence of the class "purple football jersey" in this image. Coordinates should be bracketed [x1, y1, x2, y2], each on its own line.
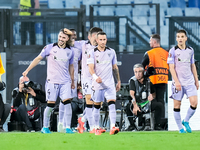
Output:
[87, 47, 117, 90]
[39, 43, 74, 84]
[73, 47, 82, 81]
[74, 40, 96, 79]
[167, 45, 195, 86]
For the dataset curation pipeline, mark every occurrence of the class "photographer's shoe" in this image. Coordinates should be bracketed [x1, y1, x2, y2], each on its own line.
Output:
[41, 127, 51, 133]
[125, 125, 136, 131]
[182, 120, 192, 133]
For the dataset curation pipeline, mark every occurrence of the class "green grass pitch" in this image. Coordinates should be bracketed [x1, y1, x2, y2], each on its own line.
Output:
[0, 131, 200, 150]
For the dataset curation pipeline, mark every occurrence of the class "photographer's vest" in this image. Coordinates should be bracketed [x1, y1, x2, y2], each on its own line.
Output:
[131, 76, 149, 106]
[19, 0, 41, 16]
[147, 47, 169, 84]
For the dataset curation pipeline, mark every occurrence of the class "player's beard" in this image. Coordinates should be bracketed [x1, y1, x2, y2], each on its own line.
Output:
[99, 43, 105, 49]
[58, 40, 66, 47]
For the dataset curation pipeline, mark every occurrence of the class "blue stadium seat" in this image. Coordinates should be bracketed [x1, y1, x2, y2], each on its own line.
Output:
[152, 0, 168, 9]
[160, 26, 169, 47]
[116, 0, 131, 4]
[65, 0, 80, 8]
[188, 0, 200, 8]
[133, 16, 148, 25]
[100, 0, 117, 4]
[147, 16, 156, 25]
[48, 0, 64, 8]
[185, 7, 200, 16]
[98, 7, 115, 16]
[132, 5, 149, 16]
[169, 0, 186, 8]
[142, 25, 152, 35]
[116, 6, 132, 18]
[133, 0, 151, 4]
[166, 7, 184, 16]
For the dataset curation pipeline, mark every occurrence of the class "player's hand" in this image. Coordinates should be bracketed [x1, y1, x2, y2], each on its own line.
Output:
[133, 105, 140, 116]
[195, 81, 199, 90]
[116, 81, 121, 92]
[71, 81, 75, 89]
[148, 94, 154, 101]
[175, 82, 181, 91]
[22, 70, 29, 77]
[27, 87, 36, 97]
[96, 77, 102, 83]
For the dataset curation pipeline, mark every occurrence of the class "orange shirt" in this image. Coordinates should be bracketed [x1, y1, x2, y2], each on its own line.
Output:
[147, 47, 169, 84]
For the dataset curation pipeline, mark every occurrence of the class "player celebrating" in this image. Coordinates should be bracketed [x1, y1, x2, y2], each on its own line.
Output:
[74, 27, 105, 133]
[23, 28, 75, 134]
[87, 31, 121, 135]
[167, 29, 199, 133]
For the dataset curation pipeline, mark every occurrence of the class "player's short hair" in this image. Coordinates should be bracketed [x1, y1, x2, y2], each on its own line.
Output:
[97, 31, 107, 37]
[177, 29, 187, 37]
[151, 34, 160, 44]
[69, 28, 76, 32]
[133, 63, 144, 71]
[60, 28, 73, 35]
[89, 27, 103, 35]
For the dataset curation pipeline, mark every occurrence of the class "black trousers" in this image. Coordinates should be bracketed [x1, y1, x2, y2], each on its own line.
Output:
[14, 104, 40, 130]
[0, 104, 11, 126]
[21, 22, 36, 45]
[125, 100, 163, 125]
[71, 101, 83, 128]
[154, 84, 167, 118]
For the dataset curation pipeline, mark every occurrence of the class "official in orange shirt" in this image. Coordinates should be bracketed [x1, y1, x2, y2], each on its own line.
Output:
[142, 34, 169, 118]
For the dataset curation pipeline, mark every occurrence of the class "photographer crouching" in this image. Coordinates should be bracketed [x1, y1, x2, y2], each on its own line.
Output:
[125, 64, 163, 131]
[12, 76, 46, 132]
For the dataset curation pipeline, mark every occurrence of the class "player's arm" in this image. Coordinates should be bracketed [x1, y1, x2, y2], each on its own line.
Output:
[141, 52, 149, 68]
[69, 64, 75, 89]
[130, 90, 140, 115]
[169, 64, 181, 91]
[113, 64, 121, 92]
[88, 64, 102, 83]
[191, 63, 199, 90]
[22, 55, 43, 77]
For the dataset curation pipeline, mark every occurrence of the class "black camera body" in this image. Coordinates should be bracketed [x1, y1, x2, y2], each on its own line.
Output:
[0, 81, 6, 91]
[23, 81, 35, 89]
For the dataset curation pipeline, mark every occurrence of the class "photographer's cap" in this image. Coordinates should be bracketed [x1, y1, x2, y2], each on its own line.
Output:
[19, 76, 29, 84]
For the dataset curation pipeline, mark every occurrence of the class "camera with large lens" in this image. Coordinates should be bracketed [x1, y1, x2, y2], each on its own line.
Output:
[0, 81, 6, 91]
[23, 81, 35, 89]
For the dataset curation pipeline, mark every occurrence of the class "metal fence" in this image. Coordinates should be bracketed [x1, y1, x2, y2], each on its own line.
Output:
[168, 16, 200, 76]
[0, 6, 86, 101]
[89, 3, 160, 52]
[168, 16, 200, 51]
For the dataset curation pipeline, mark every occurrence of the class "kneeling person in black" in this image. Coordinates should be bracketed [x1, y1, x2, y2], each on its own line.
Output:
[12, 76, 46, 131]
[126, 63, 163, 130]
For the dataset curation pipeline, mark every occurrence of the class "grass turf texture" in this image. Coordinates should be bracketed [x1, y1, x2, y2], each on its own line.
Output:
[0, 131, 200, 150]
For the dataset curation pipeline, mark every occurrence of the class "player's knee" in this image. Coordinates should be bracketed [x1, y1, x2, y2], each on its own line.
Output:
[108, 101, 115, 106]
[190, 105, 197, 110]
[173, 108, 180, 112]
[86, 104, 93, 108]
[94, 104, 101, 109]
[47, 103, 55, 108]
[62, 99, 71, 105]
